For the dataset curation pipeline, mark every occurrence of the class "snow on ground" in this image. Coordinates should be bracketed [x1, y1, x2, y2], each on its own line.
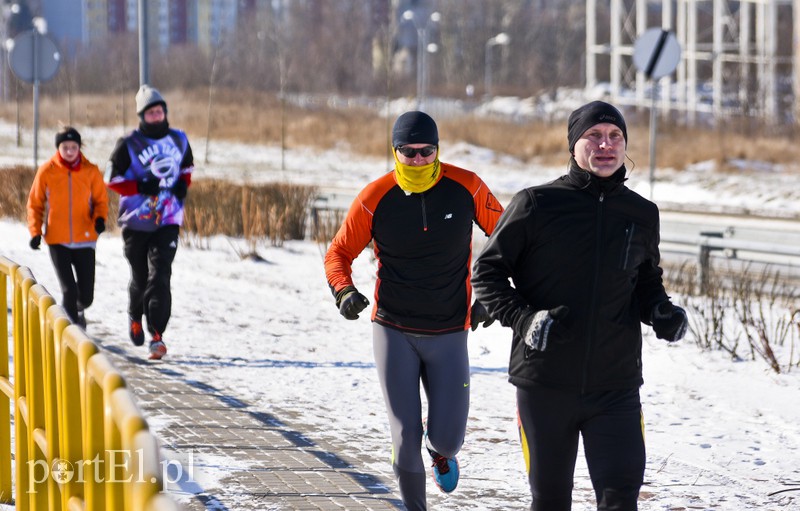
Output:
[2, 115, 800, 509]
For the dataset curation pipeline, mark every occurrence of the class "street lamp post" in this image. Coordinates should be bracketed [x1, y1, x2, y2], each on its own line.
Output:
[403, 10, 440, 110]
[485, 32, 510, 99]
[138, 0, 149, 85]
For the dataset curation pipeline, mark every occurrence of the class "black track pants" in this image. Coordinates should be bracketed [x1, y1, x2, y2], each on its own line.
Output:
[517, 386, 645, 511]
[122, 225, 179, 335]
[373, 324, 470, 511]
[48, 244, 95, 323]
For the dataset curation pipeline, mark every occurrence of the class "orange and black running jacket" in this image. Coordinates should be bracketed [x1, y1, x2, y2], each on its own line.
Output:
[324, 162, 503, 334]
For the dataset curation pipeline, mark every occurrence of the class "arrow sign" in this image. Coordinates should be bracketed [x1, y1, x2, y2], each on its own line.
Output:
[633, 28, 680, 80]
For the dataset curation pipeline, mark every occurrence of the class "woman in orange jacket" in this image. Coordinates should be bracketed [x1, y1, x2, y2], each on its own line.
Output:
[27, 126, 109, 328]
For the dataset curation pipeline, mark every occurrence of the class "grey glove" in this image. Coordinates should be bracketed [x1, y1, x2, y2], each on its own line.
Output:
[335, 286, 370, 320]
[470, 301, 494, 331]
[651, 301, 688, 342]
[524, 306, 569, 352]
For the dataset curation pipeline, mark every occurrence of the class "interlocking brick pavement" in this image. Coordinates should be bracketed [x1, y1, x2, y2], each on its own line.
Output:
[99, 342, 404, 511]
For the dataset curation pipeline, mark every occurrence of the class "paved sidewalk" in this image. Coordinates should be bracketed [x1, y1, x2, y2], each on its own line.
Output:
[98, 340, 404, 511]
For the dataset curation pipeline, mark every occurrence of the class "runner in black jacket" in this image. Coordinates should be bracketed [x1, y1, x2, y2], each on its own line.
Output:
[472, 101, 687, 511]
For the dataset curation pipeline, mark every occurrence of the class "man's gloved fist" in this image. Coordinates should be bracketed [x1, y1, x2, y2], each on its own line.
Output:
[651, 300, 688, 342]
[29, 235, 41, 250]
[336, 286, 370, 320]
[172, 179, 188, 199]
[94, 217, 106, 234]
[524, 305, 569, 352]
[137, 179, 161, 196]
[470, 301, 494, 331]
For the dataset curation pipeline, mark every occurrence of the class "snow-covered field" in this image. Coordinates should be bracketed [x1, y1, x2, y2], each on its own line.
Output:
[3, 111, 800, 509]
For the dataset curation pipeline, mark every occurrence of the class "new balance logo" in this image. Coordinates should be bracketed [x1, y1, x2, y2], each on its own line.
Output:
[444, 213, 453, 220]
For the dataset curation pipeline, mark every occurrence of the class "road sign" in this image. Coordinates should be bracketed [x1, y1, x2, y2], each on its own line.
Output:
[8, 29, 61, 83]
[7, 29, 62, 168]
[633, 28, 682, 200]
[633, 28, 680, 80]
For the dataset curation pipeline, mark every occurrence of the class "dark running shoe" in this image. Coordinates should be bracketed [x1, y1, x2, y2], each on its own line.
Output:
[76, 310, 87, 329]
[148, 331, 167, 360]
[129, 317, 145, 346]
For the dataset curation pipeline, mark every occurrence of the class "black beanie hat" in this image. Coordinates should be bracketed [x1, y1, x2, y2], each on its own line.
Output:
[567, 101, 627, 153]
[392, 111, 439, 148]
[55, 127, 81, 148]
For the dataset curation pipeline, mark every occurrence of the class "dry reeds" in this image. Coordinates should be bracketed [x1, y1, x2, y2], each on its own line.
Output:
[181, 179, 316, 249]
[0, 165, 35, 221]
[0, 166, 315, 253]
[664, 260, 800, 373]
[5, 89, 800, 173]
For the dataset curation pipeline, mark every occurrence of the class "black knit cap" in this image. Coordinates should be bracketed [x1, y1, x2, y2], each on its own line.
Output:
[567, 101, 627, 153]
[55, 127, 81, 148]
[392, 111, 439, 148]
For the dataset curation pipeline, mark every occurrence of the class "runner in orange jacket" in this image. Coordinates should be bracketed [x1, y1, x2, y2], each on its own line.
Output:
[27, 126, 108, 327]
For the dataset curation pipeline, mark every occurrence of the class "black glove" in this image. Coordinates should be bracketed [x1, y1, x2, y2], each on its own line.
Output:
[651, 301, 688, 342]
[470, 301, 494, 331]
[94, 217, 106, 234]
[335, 286, 370, 320]
[137, 179, 161, 196]
[29, 235, 41, 250]
[172, 179, 188, 199]
[524, 305, 569, 352]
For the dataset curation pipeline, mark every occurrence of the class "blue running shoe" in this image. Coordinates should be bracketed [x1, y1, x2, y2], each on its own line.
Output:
[429, 450, 459, 493]
[423, 419, 459, 493]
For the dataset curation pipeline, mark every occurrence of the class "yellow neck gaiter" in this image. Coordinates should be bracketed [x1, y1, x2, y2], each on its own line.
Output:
[393, 152, 442, 193]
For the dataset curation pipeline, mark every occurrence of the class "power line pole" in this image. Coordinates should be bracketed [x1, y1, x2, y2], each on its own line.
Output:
[139, 0, 149, 85]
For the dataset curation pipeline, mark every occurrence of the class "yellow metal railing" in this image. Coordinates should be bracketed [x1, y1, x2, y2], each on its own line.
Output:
[0, 256, 179, 510]
[0, 256, 17, 503]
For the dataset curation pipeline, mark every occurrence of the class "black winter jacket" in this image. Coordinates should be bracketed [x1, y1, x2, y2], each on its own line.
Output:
[472, 163, 669, 393]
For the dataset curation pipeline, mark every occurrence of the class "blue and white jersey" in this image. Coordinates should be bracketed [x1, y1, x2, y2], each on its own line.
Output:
[116, 129, 191, 231]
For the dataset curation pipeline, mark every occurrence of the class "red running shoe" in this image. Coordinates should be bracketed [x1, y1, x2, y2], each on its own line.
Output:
[148, 331, 167, 360]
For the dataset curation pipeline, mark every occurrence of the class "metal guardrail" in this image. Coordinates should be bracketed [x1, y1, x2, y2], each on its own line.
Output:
[659, 213, 800, 292]
[309, 191, 800, 292]
[662, 232, 800, 258]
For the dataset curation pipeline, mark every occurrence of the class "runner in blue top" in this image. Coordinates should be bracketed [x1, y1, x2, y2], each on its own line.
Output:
[106, 84, 194, 360]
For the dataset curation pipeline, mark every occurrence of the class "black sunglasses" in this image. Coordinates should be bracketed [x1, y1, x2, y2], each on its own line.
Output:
[396, 145, 437, 158]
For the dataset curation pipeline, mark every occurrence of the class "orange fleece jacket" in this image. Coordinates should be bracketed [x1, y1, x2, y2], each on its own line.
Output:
[27, 152, 109, 245]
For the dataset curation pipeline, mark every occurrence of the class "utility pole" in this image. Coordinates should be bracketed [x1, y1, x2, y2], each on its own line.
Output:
[139, 0, 149, 85]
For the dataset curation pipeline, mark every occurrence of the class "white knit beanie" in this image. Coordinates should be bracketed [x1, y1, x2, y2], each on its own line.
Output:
[135, 84, 167, 115]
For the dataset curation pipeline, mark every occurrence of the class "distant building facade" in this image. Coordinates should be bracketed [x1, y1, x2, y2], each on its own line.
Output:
[33, 0, 241, 54]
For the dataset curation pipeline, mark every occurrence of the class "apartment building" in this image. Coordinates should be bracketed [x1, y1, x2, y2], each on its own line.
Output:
[32, 0, 244, 53]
